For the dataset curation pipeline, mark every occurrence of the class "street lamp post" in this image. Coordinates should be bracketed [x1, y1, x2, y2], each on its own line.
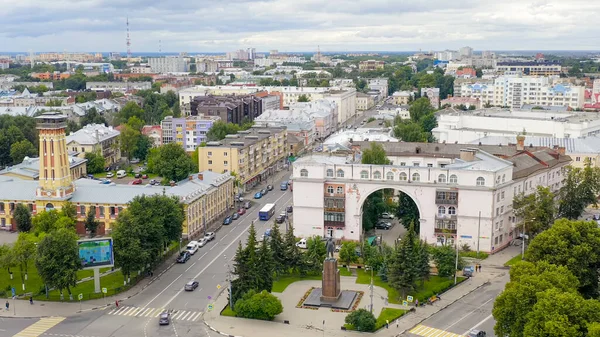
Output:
[224, 255, 234, 310]
[178, 237, 182, 253]
[454, 235, 459, 285]
[521, 218, 535, 259]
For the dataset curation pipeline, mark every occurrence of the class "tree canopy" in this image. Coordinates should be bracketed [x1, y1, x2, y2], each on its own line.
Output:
[147, 143, 195, 182]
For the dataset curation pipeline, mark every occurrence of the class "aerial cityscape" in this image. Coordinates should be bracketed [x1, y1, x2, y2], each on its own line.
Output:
[1, 2, 600, 337]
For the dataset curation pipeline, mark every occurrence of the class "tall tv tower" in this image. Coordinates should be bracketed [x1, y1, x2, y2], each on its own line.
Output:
[126, 17, 132, 61]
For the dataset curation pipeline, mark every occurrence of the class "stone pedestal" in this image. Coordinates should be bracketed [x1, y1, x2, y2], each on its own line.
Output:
[320, 258, 341, 302]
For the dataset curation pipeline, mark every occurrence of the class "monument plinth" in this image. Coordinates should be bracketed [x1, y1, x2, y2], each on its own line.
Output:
[320, 258, 341, 302]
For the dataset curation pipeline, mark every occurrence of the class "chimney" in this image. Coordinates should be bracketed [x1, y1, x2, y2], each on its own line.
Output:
[198, 173, 204, 181]
[557, 147, 565, 155]
[460, 149, 476, 162]
[516, 135, 525, 151]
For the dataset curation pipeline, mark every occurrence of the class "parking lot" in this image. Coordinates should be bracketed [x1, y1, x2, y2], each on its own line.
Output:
[369, 217, 407, 247]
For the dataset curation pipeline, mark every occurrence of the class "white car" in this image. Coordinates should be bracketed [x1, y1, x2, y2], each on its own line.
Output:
[197, 238, 208, 247]
[186, 241, 199, 255]
[204, 232, 215, 241]
[106, 172, 114, 178]
[380, 212, 394, 219]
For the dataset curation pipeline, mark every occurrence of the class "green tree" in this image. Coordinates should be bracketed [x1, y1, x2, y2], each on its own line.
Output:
[232, 242, 251, 304]
[12, 233, 37, 288]
[84, 210, 99, 238]
[206, 121, 241, 141]
[345, 308, 376, 332]
[388, 222, 419, 298]
[513, 186, 555, 237]
[61, 202, 77, 220]
[35, 228, 81, 300]
[112, 212, 148, 283]
[84, 151, 106, 174]
[119, 124, 141, 160]
[127, 194, 184, 252]
[393, 121, 428, 142]
[14, 203, 32, 232]
[234, 290, 283, 321]
[339, 241, 358, 270]
[146, 143, 195, 182]
[431, 245, 458, 278]
[283, 224, 304, 274]
[79, 107, 106, 126]
[415, 239, 431, 282]
[304, 236, 326, 273]
[268, 224, 286, 277]
[559, 162, 600, 219]
[362, 241, 384, 272]
[409, 97, 434, 122]
[297, 94, 310, 102]
[133, 135, 152, 161]
[116, 101, 144, 125]
[126, 116, 144, 132]
[396, 193, 420, 231]
[10, 139, 36, 164]
[589, 323, 600, 337]
[493, 261, 580, 337]
[361, 143, 390, 165]
[525, 219, 600, 298]
[257, 237, 274, 292]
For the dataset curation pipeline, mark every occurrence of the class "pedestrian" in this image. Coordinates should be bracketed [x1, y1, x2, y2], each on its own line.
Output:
[386, 319, 389, 329]
[479, 265, 482, 272]
[5, 300, 9, 311]
[30, 296, 33, 305]
[115, 300, 119, 308]
[396, 320, 399, 328]
[415, 299, 419, 307]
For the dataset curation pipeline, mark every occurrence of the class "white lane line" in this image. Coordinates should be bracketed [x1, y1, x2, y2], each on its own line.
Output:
[142, 308, 156, 317]
[444, 296, 495, 331]
[143, 252, 207, 308]
[158, 191, 292, 309]
[190, 312, 202, 321]
[181, 311, 193, 320]
[154, 309, 164, 317]
[462, 314, 494, 336]
[138, 308, 152, 316]
[184, 261, 198, 272]
[121, 307, 135, 316]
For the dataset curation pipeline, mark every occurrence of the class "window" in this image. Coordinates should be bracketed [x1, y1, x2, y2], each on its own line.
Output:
[476, 177, 485, 186]
[80, 205, 86, 216]
[0, 203, 4, 212]
[438, 174, 446, 183]
[497, 194, 500, 202]
[427, 163, 433, 167]
[501, 191, 505, 199]
[98, 206, 104, 218]
[413, 162, 420, 167]
[360, 170, 369, 179]
[496, 207, 499, 216]
[300, 169, 308, 177]
[438, 206, 446, 216]
[337, 187, 343, 194]
[500, 206, 504, 213]
[208, 160, 212, 164]
[327, 186, 334, 194]
[373, 171, 381, 179]
[399, 172, 407, 181]
[576, 156, 581, 161]
[448, 206, 456, 215]
[208, 151, 212, 156]
[336, 169, 345, 178]
[326, 169, 334, 178]
[502, 174, 505, 183]
[223, 161, 228, 165]
[386, 172, 394, 180]
[400, 162, 406, 166]
[449, 174, 458, 184]
[412, 173, 420, 181]
[224, 152, 228, 156]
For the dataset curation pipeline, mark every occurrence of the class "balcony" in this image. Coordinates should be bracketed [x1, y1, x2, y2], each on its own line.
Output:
[435, 198, 458, 205]
[434, 228, 457, 234]
[435, 214, 457, 221]
[324, 207, 345, 213]
[324, 220, 345, 227]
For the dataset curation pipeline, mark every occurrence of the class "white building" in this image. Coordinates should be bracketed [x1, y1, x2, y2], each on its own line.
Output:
[331, 79, 355, 88]
[130, 66, 153, 74]
[433, 107, 600, 144]
[291, 141, 570, 253]
[86, 82, 152, 92]
[368, 78, 389, 98]
[459, 46, 473, 58]
[435, 50, 460, 62]
[148, 57, 189, 73]
[422, 87, 440, 108]
[375, 104, 410, 120]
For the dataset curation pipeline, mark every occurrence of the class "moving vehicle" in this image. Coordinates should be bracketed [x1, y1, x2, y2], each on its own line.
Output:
[286, 205, 293, 213]
[159, 312, 170, 325]
[116, 170, 127, 178]
[463, 266, 475, 277]
[266, 185, 273, 191]
[176, 251, 190, 263]
[185, 241, 199, 255]
[375, 221, 392, 230]
[204, 232, 215, 241]
[244, 201, 251, 209]
[380, 212, 394, 219]
[258, 229, 272, 242]
[280, 181, 288, 191]
[467, 330, 486, 337]
[254, 192, 262, 199]
[259, 203, 276, 221]
[106, 172, 114, 178]
[276, 213, 286, 224]
[197, 238, 207, 247]
[223, 216, 232, 225]
[184, 281, 199, 291]
[296, 238, 307, 249]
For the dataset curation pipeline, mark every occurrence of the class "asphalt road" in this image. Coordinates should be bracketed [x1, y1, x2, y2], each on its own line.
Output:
[29, 173, 293, 337]
[404, 270, 509, 337]
[0, 316, 38, 336]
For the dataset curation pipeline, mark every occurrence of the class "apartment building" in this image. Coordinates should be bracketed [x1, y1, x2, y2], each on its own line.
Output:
[86, 82, 152, 92]
[66, 124, 121, 165]
[495, 61, 561, 76]
[421, 87, 440, 108]
[148, 56, 189, 73]
[161, 115, 220, 152]
[141, 125, 162, 147]
[368, 78, 389, 98]
[359, 60, 385, 72]
[0, 60, 9, 70]
[190, 95, 262, 125]
[356, 92, 375, 111]
[198, 126, 287, 191]
[392, 91, 414, 105]
[31, 71, 71, 80]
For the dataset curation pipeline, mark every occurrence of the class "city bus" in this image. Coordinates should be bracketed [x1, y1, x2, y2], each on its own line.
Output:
[259, 203, 276, 221]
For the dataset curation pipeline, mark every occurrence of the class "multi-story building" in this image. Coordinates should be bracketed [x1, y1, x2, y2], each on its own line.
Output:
[421, 87, 440, 108]
[459, 46, 473, 58]
[86, 82, 152, 93]
[495, 61, 562, 76]
[368, 78, 389, 98]
[356, 92, 375, 111]
[291, 140, 570, 253]
[198, 126, 287, 191]
[440, 97, 481, 109]
[141, 125, 163, 147]
[190, 95, 262, 125]
[0, 60, 9, 70]
[392, 91, 414, 105]
[359, 60, 385, 72]
[0, 112, 234, 238]
[31, 71, 71, 80]
[148, 57, 189, 73]
[161, 115, 220, 152]
[0, 154, 88, 181]
[130, 66, 153, 74]
[66, 124, 121, 165]
[433, 107, 600, 144]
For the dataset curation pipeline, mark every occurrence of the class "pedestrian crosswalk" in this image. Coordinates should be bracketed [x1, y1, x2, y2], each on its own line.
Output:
[13, 316, 65, 337]
[107, 306, 203, 321]
[409, 325, 464, 337]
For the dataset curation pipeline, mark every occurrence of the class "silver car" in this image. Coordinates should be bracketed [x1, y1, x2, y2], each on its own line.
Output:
[204, 232, 215, 241]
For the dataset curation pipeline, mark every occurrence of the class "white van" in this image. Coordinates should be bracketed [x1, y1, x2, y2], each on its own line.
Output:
[116, 170, 127, 178]
[186, 241, 199, 255]
[295, 238, 307, 249]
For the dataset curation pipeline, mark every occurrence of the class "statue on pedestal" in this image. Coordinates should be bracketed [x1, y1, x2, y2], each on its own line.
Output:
[326, 237, 335, 259]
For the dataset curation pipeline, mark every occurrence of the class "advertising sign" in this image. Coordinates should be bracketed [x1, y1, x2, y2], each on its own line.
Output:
[78, 238, 114, 269]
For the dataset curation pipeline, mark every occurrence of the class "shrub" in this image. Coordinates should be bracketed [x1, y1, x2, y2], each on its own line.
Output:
[234, 290, 283, 321]
[345, 308, 376, 332]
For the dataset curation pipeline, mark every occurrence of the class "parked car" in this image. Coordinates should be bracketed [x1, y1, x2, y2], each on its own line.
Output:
[296, 238, 308, 249]
[106, 172, 114, 178]
[116, 170, 126, 178]
[149, 179, 159, 185]
[132, 179, 143, 185]
[232, 213, 240, 220]
[197, 238, 207, 247]
[100, 179, 111, 185]
[375, 221, 392, 230]
[204, 232, 215, 241]
[176, 251, 190, 263]
[142, 174, 148, 179]
[134, 173, 141, 178]
[159, 312, 170, 325]
[184, 281, 199, 291]
[244, 201, 251, 209]
[266, 185, 273, 191]
[467, 330, 486, 337]
[286, 205, 293, 213]
[185, 241, 199, 255]
[260, 188, 267, 195]
[223, 216, 232, 225]
[237, 208, 246, 215]
[254, 192, 262, 199]
[276, 213, 286, 224]
[235, 193, 244, 202]
[380, 212, 394, 219]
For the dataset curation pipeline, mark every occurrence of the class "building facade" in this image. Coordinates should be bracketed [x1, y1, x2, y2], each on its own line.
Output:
[495, 61, 561, 76]
[356, 92, 375, 111]
[86, 82, 152, 92]
[190, 95, 262, 125]
[421, 87, 440, 108]
[66, 124, 121, 165]
[148, 57, 189, 73]
[359, 60, 385, 72]
[392, 91, 413, 105]
[161, 115, 220, 152]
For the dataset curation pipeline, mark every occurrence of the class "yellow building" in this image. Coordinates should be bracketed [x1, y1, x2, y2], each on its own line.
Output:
[198, 126, 287, 191]
[359, 60, 385, 72]
[392, 91, 413, 105]
[356, 92, 375, 111]
[0, 112, 233, 239]
[66, 124, 121, 165]
[0, 155, 87, 181]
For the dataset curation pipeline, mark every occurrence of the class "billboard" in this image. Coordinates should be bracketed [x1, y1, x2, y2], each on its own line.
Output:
[78, 238, 114, 269]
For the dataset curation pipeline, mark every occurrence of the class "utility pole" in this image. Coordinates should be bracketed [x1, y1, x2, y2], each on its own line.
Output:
[226, 257, 234, 310]
[369, 268, 374, 313]
[454, 236, 459, 285]
[521, 218, 534, 259]
[476, 211, 481, 258]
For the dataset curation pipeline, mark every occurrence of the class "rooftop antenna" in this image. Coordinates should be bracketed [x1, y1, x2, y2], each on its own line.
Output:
[126, 16, 132, 61]
[29, 50, 34, 69]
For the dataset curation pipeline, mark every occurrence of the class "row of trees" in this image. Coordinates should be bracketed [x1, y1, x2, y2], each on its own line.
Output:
[0, 115, 38, 167]
[393, 97, 437, 143]
[206, 120, 255, 142]
[493, 219, 600, 337]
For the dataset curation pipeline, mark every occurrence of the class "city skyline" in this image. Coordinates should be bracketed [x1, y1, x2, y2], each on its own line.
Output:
[0, 0, 599, 52]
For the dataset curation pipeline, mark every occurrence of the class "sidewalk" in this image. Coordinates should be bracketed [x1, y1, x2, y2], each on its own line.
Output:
[203, 246, 520, 337]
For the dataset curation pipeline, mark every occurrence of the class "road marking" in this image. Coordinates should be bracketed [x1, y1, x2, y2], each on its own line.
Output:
[184, 261, 198, 272]
[409, 325, 463, 337]
[462, 314, 494, 336]
[107, 306, 201, 321]
[157, 191, 292, 310]
[13, 317, 65, 337]
[444, 296, 495, 331]
[190, 312, 202, 321]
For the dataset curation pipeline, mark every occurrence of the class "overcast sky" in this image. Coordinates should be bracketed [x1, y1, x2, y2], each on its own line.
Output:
[0, 0, 598, 53]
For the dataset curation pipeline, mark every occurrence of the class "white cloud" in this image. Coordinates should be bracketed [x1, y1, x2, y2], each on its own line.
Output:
[0, 0, 598, 52]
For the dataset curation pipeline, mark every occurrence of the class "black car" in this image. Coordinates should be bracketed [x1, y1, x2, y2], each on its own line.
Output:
[184, 281, 199, 291]
[266, 185, 273, 191]
[375, 221, 392, 230]
[276, 213, 286, 224]
[286, 205, 293, 213]
[176, 251, 191, 263]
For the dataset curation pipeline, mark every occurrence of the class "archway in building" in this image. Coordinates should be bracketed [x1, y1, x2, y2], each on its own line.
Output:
[45, 203, 54, 212]
[359, 187, 420, 237]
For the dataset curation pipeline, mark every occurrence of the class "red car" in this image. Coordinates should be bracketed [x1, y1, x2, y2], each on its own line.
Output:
[237, 208, 246, 215]
[142, 174, 148, 179]
[132, 179, 143, 185]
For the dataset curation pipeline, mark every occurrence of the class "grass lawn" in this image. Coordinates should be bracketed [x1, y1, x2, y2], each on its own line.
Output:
[221, 305, 236, 317]
[35, 270, 141, 301]
[375, 308, 407, 330]
[504, 254, 524, 267]
[271, 274, 321, 293]
[339, 267, 352, 277]
[356, 269, 400, 304]
[459, 251, 489, 260]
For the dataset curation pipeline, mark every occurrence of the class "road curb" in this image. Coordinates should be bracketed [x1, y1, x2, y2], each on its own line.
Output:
[203, 320, 243, 337]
